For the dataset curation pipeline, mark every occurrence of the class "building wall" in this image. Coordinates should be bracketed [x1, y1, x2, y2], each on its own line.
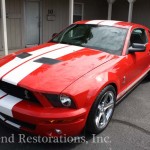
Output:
[132, 0, 150, 28]
[0, 17, 3, 50]
[6, 0, 23, 49]
[74, 0, 108, 20]
[0, 0, 23, 50]
[1, 0, 70, 49]
[1, 0, 150, 50]
[112, 0, 129, 22]
[42, 0, 69, 42]
[112, 0, 150, 28]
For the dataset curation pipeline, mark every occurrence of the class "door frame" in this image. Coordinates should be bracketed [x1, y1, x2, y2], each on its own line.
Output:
[22, 0, 43, 47]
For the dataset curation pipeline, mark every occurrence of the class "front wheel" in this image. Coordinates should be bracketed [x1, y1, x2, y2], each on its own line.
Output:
[86, 85, 116, 134]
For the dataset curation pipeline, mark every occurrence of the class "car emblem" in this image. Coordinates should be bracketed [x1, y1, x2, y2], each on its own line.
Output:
[24, 90, 30, 99]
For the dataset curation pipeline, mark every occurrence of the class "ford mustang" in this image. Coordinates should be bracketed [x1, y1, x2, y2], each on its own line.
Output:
[0, 20, 150, 136]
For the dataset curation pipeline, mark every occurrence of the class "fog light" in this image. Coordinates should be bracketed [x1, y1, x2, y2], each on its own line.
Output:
[55, 129, 62, 134]
[60, 95, 72, 107]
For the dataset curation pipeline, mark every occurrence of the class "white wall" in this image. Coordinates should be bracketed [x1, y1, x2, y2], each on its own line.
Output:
[132, 0, 150, 27]
[112, 0, 129, 22]
[0, 0, 70, 50]
[2, 0, 150, 50]
[42, 0, 69, 42]
[74, 0, 108, 20]
[6, 0, 23, 49]
[112, 0, 150, 28]
[0, 0, 23, 50]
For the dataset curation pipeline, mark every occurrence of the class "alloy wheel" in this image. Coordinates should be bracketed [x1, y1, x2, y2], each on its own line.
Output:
[95, 91, 115, 129]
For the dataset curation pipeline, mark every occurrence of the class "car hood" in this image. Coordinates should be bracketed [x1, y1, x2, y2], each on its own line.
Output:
[0, 43, 116, 93]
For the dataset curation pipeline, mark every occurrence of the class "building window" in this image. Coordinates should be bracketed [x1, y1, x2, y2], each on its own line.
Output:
[73, 3, 84, 22]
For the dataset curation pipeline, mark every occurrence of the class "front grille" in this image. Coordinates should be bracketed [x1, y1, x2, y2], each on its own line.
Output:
[0, 80, 39, 104]
[0, 112, 36, 130]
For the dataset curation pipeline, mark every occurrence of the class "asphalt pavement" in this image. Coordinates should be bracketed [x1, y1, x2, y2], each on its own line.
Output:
[0, 77, 150, 150]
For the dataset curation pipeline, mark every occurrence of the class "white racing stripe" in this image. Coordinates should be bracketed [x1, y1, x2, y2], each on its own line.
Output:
[42, 45, 83, 58]
[3, 62, 42, 85]
[0, 90, 6, 98]
[0, 115, 5, 121]
[86, 20, 103, 25]
[5, 120, 21, 129]
[3, 45, 84, 85]
[99, 21, 121, 26]
[0, 44, 67, 78]
[0, 95, 22, 117]
[28, 44, 67, 55]
[0, 44, 80, 120]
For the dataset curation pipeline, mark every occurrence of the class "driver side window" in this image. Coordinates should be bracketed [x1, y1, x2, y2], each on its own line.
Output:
[130, 28, 148, 45]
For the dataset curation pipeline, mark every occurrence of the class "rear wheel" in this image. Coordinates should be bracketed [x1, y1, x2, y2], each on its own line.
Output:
[86, 85, 116, 134]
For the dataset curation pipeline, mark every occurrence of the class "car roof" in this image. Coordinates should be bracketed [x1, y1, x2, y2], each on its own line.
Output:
[74, 20, 148, 29]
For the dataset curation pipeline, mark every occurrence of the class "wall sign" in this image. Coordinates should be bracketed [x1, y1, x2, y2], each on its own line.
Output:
[47, 9, 56, 21]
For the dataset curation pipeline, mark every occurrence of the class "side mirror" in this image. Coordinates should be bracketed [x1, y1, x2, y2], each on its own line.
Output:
[52, 33, 57, 38]
[128, 43, 146, 53]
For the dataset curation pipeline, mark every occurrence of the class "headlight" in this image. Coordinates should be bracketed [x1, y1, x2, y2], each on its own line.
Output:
[44, 94, 76, 108]
[60, 95, 72, 107]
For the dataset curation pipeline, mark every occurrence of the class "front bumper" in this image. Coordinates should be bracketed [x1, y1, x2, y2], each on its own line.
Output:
[0, 101, 87, 137]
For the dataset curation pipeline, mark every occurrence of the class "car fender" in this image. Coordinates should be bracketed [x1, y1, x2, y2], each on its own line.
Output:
[62, 69, 120, 110]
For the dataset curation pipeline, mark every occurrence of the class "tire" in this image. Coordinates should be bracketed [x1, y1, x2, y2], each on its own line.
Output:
[86, 85, 116, 134]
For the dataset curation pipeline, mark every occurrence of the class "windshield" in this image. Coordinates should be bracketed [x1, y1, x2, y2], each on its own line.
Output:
[51, 24, 128, 55]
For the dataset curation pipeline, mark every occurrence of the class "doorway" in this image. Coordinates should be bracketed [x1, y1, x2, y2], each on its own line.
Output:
[25, 0, 41, 46]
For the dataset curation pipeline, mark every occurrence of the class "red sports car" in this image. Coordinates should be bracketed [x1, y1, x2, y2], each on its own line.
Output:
[0, 20, 149, 136]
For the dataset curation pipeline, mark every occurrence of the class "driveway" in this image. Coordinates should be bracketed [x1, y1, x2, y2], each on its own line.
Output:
[0, 77, 150, 150]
